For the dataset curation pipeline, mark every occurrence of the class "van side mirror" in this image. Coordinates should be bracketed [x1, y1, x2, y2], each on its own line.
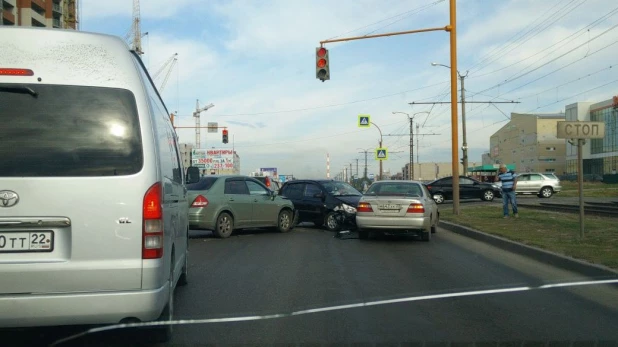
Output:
[186, 166, 200, 184]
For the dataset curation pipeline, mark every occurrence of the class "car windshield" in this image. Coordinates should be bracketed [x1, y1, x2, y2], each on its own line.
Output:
[187, 177, 218, 191]
[365, 182, 423, 197]
[321, 181, 362, 196]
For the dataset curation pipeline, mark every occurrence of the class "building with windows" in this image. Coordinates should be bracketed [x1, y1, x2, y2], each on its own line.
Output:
[178, 143, 193, 172]
[486, 113, 566, 174]
[1, 0, 78, 29]
[402, 162, 465, 181]
[565, 97, 618, 175]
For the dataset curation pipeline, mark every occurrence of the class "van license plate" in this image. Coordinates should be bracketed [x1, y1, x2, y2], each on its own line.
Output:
[0, 231, 54, 253]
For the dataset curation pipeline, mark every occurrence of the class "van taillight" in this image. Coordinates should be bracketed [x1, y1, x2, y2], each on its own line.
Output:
[407, 203, 425, 213]
[191, 195, 208, 207]
[265, 177, 271, 187]
[143, 182, 163, 259]
[0, 68, 34, 76]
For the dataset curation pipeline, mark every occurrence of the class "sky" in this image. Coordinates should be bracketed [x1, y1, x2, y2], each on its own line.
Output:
[80, 0, 618, 178]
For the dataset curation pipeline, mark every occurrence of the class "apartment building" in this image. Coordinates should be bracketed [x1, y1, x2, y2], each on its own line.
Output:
[486, 112, 566, 174]
[1, 0, 78, 29]
[565, 96, 618, 175]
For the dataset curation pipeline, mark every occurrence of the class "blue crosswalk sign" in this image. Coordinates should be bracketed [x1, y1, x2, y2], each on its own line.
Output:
[375, 148, 388, 160]
[358, 115, 370, 128]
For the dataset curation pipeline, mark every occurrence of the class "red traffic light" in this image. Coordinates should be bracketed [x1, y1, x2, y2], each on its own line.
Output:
[223, 129, 228, 135]
[317, 47, 327, 57]
[317, 58, 327, 68]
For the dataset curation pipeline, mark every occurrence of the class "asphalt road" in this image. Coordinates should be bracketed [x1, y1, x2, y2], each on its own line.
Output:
[168, 225, 618, 345]
[4, 224, 618, 346]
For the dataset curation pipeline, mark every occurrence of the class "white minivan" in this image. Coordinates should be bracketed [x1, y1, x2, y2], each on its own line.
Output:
[0, 27, 199, 342]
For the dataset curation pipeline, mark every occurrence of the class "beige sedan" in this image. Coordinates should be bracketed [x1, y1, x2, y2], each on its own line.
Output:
[355, 180, 439, 241]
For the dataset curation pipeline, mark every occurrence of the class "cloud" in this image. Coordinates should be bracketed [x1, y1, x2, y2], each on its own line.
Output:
[79, 0, 618, 178]
[80, 0, 202, 19]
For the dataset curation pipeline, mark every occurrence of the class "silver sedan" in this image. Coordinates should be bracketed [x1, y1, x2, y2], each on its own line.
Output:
[355, 180, 439, 241]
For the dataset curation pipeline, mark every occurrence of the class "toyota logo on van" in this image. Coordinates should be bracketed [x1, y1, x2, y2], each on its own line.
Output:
[0, 190, 19, 207]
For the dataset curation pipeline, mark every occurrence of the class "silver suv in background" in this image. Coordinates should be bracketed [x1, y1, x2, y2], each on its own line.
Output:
[496, 172, 561, 198]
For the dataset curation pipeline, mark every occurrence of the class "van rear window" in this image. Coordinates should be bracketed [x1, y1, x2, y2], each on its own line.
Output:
[0, 84, 143, 177]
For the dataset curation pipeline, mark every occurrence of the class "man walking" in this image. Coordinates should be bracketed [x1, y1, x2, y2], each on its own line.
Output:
[497, 164, 518, 218]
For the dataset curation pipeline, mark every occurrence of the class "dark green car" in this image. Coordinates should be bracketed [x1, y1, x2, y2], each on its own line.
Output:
[188, 175, 297, 238]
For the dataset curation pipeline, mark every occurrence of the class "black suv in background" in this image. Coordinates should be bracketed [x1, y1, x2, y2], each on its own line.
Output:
[253, 176, 281, 194]
[279, 180, 362, 231]
[425, 176, 502, 204]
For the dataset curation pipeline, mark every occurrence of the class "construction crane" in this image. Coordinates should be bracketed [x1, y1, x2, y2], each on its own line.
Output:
[125, 0, 146, 55]
[149, 53, 178, 93]
[193, 101, 214, 148]
[158, 57, 177, 93]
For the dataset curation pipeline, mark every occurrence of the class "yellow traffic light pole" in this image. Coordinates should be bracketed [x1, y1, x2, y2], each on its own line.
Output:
[319, 0, 460, 215]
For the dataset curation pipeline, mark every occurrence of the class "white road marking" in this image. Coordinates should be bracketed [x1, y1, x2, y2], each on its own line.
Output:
[51, 278, 618, 346]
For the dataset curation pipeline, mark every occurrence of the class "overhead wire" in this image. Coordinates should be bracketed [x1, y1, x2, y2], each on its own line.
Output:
[470, 0, 585, 74]
[466, 0, 567, 71]
[468, 6, 618, 80]
[362, 0, 445, 36]
[473, 24, 618, 96]
[201, 80, 450, 118]
[514, 64, 615, 101]
[231, 120, 409, 148]
[525, 78, 618, 113]
[325, 0, 445, 41]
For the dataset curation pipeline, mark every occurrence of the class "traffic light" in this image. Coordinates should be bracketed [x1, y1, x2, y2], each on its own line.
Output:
[316, 47, 330, 82]
[222, 129, 229, 144]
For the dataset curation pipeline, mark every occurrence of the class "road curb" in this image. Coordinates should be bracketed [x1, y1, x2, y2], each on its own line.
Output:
[439, 220, 618, 278]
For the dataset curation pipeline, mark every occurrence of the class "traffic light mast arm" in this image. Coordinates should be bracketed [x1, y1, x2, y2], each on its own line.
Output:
[319, 26, 448, 45]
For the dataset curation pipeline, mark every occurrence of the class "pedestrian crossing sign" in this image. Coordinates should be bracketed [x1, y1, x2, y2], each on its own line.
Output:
[375, 148, 388, 160]
[358, 115, 370, 128]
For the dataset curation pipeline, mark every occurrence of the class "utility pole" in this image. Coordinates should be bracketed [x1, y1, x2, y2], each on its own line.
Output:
[459, 72, 469, 175]
[358, 150, 369, 178]
[350, 163, 353, 183]
[356, 159, 359, 178]
[384, 128, 439, 180]
[417, 123, 421, 179]
[410, 118, 414, 180]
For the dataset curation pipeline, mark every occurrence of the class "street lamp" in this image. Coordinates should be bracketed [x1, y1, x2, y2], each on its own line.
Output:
[431, 62, 469, 176]
[392, 111, 430, 180]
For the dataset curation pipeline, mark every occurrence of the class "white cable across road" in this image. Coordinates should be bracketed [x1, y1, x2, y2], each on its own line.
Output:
[51, 278, 618, 346]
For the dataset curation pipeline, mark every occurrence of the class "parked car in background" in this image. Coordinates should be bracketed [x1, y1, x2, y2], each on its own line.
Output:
[253, 175, 281, 194]
[188, 175, 296, 238]
[495, 172, 561, 198]
[356, 181, 438, 241]
[425, 176, 502, 204]
[279, 180, 362, 231]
